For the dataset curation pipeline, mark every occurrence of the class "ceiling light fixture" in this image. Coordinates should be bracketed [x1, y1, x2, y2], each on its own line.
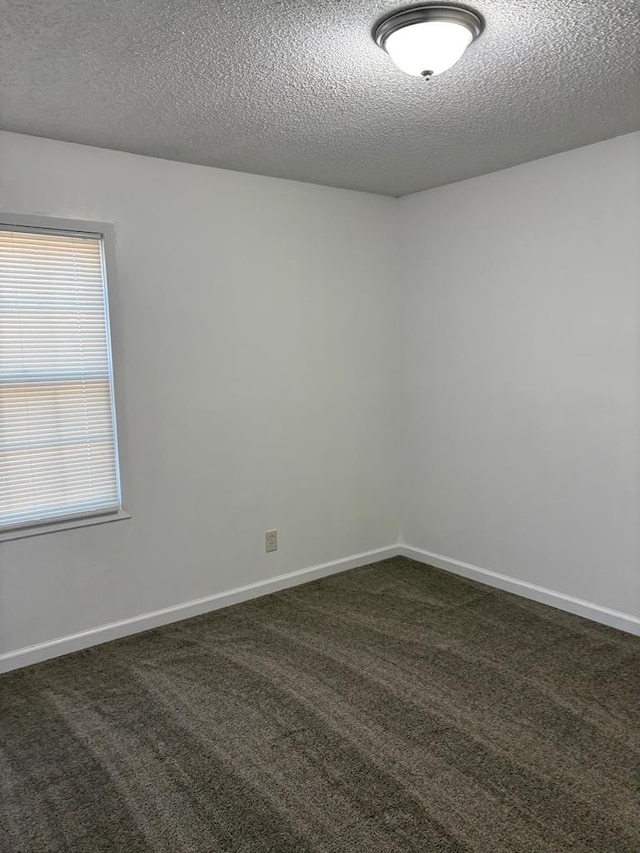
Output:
[374, 4, 484, 80]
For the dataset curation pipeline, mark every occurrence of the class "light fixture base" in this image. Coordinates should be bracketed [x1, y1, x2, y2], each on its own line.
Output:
[374, 4, 484, 48]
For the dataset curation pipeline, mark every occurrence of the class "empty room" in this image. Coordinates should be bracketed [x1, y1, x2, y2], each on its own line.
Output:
[1, 1, 639, 850]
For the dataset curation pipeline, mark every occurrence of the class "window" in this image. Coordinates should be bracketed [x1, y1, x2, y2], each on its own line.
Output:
[0, 217, 124, 536]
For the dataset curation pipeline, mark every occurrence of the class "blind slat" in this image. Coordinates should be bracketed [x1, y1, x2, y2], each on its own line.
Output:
[0, 227, 121, 529]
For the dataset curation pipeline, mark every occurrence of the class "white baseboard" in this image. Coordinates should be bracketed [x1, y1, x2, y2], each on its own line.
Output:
[0, 546, 400, 674]
[399, 545, 640, 637]
[5, 543, 637, 674]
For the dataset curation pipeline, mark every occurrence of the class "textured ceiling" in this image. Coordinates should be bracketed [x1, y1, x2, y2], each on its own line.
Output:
[1, 0, 639, 196]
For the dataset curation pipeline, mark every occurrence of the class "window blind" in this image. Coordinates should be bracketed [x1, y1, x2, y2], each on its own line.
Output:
[0, 226, 121, 530]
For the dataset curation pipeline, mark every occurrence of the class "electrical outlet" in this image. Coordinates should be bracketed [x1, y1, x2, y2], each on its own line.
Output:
[265, 529, 278, 553]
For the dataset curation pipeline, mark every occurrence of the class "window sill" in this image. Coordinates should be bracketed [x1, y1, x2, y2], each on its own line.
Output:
[0, 510, 131, 543]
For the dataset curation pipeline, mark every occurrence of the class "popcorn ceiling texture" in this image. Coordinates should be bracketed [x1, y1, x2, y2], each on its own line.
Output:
[1, 0, 639, 196]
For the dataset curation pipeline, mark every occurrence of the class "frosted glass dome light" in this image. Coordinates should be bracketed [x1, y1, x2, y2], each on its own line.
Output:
[374, 5, 484, 80]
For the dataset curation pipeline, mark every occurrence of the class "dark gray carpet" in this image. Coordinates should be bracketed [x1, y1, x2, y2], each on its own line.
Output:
[1, 556, 639, 852]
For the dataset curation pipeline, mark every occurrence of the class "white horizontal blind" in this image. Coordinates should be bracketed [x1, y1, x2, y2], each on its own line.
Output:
[0, 226, 121, 530]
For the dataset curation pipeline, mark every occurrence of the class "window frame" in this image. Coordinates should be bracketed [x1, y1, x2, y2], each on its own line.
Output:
[0, 213, 130, 542]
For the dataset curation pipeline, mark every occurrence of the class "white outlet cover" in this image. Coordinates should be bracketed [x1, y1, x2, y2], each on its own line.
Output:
[265, 530, 278, 553]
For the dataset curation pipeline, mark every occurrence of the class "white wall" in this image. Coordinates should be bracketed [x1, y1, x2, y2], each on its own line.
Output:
[399, 133, 640, 619]
[2, 130, 639, 662]
[0, 131, 400, 656]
